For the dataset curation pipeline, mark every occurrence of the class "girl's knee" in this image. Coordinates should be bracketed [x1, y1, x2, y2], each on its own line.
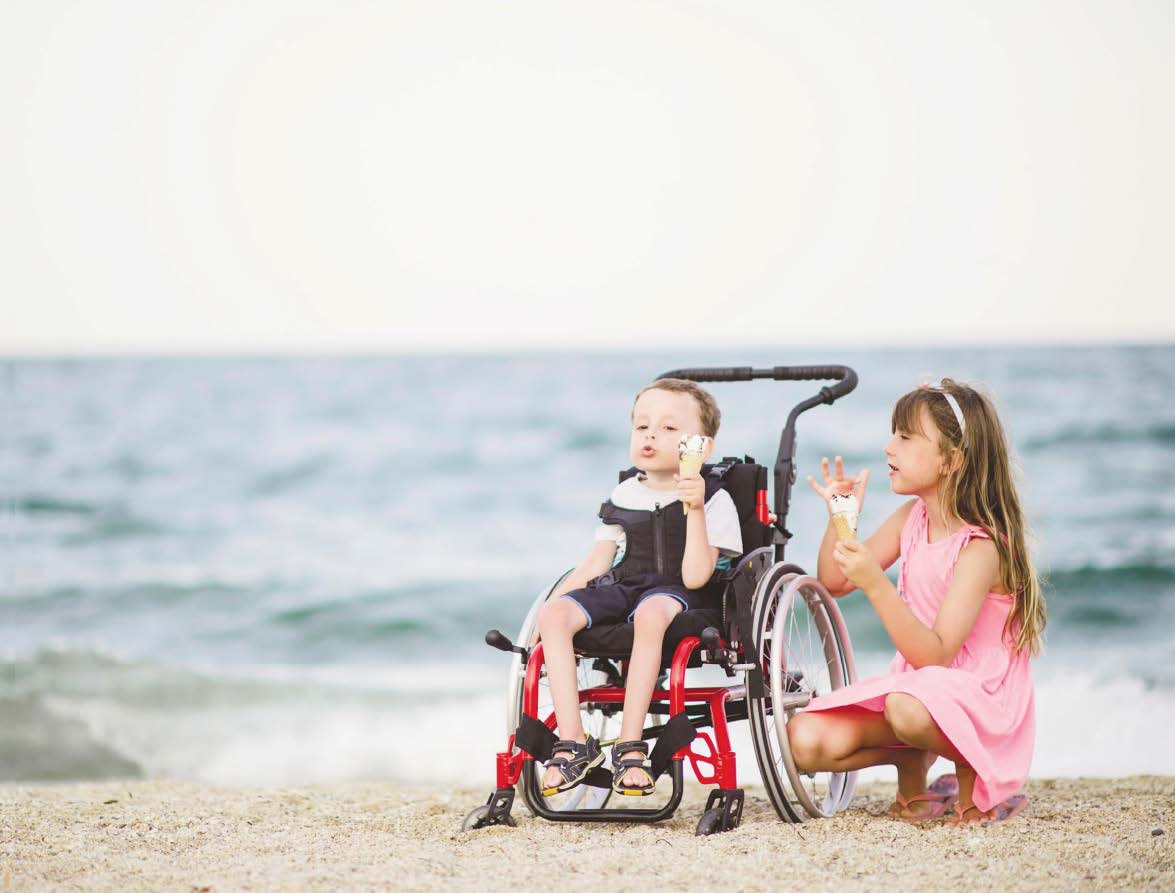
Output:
[884, 693, 932, 739]
[786, 713, 823, 767]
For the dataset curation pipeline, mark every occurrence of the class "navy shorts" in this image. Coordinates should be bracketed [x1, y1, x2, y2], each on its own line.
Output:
[561, 572, 706, 629]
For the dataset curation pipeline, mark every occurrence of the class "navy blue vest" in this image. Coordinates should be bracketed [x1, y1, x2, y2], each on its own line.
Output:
[596, 473, 725, 585]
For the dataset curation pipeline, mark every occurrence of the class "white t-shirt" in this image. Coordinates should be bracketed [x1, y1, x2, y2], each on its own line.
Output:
[594, 475, 744, 560]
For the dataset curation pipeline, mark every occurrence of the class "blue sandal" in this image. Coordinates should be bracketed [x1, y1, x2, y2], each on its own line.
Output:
[611, 740, 656, 797]
[541, 736, 604, 796]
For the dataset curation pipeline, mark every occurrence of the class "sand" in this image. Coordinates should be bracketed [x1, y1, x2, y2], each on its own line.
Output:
[2, 777, 1172, 891]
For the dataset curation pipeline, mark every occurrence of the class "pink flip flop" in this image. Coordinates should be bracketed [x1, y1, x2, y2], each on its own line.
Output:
[928, 773, 958, 799]
[889, 782, 959, 823]
[950, 793, 1029, 826]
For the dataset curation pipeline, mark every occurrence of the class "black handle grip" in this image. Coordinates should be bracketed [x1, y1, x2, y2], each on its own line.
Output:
[700, 627, 722, 650]
[485, 629, 513, 652]
[660, 367, 754, 383]
[658, 364, 858, 403]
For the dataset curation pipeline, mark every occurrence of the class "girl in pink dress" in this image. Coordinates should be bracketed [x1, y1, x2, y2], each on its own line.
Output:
[786, 379, 1046, 826]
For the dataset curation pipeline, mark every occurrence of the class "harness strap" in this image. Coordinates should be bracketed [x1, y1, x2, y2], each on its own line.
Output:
[514, 714, 557, 762]
[648, 711, 697, 780]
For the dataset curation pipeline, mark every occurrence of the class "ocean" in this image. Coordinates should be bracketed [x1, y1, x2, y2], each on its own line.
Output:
[3, 346, 1173, 786]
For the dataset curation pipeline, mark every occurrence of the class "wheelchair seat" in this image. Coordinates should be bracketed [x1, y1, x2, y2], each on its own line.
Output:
[571, 606, 725, 666]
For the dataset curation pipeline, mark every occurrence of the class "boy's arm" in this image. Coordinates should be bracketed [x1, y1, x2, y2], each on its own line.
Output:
[677, 471, 719, 589]
[681, 505, 720, 589]
[550, 539, 619, 599]
[818, 499, 914, 597]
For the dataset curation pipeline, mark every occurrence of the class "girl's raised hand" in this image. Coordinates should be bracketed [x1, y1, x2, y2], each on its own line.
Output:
[806, 456, 870, 514]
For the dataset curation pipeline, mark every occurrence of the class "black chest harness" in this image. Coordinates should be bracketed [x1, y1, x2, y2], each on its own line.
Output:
[595, 473, 725, 585]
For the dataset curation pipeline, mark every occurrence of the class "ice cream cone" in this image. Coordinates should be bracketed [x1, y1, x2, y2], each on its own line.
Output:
[829, 492, 860, 540]
[678, 434, 710, 516]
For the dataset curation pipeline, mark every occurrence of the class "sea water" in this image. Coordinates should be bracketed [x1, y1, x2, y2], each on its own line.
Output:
[3, 346, 1173, 785]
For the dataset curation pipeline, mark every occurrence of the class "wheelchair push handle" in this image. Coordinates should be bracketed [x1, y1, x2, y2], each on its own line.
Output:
[658, 363, 860, 563]
[485, 629, 529, 660]
[657, 365, 857, 403]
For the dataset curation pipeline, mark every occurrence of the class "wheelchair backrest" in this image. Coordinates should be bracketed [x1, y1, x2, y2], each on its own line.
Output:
[617, 456, 772, 557]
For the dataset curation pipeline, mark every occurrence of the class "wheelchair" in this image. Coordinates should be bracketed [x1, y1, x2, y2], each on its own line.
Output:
[464, 364, 861, 835]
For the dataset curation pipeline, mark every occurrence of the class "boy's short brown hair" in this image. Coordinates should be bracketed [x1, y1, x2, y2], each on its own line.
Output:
[633, 379, 721, 437]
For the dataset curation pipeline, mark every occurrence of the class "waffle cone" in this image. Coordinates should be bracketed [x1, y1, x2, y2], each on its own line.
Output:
[679, 454, 705, 515]
[832, 512, 857, 540]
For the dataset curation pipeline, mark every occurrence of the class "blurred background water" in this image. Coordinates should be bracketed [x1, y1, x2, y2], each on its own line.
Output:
[3, 345, 1173, 786]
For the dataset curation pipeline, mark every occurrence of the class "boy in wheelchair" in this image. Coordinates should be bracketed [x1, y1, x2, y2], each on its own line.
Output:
[536, 378, 743, 796]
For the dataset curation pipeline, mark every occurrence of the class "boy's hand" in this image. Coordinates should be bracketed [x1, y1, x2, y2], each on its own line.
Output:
[674, 472, 705, 513]
[831, 538, 886, 593]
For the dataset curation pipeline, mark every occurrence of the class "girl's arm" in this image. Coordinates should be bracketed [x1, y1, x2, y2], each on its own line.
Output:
[550, 540, 620, 598]
[817, 499, 915, 597]
[835, 537, 1001, 667]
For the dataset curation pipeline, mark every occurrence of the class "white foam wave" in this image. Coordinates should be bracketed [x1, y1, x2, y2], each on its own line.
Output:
[34, 658, 1175, 789]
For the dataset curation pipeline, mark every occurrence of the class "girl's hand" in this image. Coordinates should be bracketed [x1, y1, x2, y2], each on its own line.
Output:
[807, 456, 870, 514]
[832, 539, 886, 593]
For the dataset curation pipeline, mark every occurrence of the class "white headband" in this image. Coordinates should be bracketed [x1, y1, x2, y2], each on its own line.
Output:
[922, 381, 967, 443]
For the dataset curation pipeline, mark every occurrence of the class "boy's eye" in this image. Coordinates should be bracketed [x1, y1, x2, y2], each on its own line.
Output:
[664, 425, 677, 432]
[636, 424, 648, 431]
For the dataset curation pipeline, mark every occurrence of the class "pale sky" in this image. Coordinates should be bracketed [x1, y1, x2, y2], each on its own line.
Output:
[3, 1, 1173, 353]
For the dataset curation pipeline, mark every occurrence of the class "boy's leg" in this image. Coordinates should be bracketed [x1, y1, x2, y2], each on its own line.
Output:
[616, 594, 683, 788]
[535, 596, 591, 789]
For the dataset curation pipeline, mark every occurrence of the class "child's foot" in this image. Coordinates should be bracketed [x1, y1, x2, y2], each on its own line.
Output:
[886, 774, 958, 822]
[611, 741, 656, 796]
[946, 794, 1028, 826]
[541, 736, 604, 795]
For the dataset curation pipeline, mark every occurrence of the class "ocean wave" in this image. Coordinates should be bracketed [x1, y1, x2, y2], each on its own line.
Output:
[61, 511, 167, 545]
[4, 646, 1172, 786]
[1045, 562, 1175, 591]
[249, 454, 334, 496]
[3, 580, 248, 610]
[13, 494, 99, 516]
[0, 694, 142, 782]
[1023, 421, 1175, 451]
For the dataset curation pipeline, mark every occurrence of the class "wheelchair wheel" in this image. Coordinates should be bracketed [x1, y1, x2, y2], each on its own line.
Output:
[507, 574, 620, 815]
[747, 569, 858, 822]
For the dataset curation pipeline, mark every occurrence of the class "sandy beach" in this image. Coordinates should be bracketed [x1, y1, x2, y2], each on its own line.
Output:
[2, 776, 1171, 891]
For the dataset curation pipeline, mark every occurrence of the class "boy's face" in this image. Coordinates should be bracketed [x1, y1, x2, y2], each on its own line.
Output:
[630, 387, 709, 473]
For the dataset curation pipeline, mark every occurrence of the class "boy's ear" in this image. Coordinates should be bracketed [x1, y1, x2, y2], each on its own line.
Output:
[703, 436, 715, 462]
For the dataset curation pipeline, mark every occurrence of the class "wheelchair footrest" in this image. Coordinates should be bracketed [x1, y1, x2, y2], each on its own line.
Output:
[696, 788, 745, 836]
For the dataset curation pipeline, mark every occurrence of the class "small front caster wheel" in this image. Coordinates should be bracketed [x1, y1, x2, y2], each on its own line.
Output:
[695, 808, 723, 836]
[462, 804, 518, 831]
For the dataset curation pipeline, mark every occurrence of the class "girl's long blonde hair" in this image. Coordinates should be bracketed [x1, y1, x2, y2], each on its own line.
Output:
[892, 379, 1046, 655]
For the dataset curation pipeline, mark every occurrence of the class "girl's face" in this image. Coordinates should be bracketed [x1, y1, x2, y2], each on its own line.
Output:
[630, 388, 708, 474]
[885, 405, 952, 496]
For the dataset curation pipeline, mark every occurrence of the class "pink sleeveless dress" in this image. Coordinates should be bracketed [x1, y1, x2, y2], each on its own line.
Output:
[804, 499, 1035, 812]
